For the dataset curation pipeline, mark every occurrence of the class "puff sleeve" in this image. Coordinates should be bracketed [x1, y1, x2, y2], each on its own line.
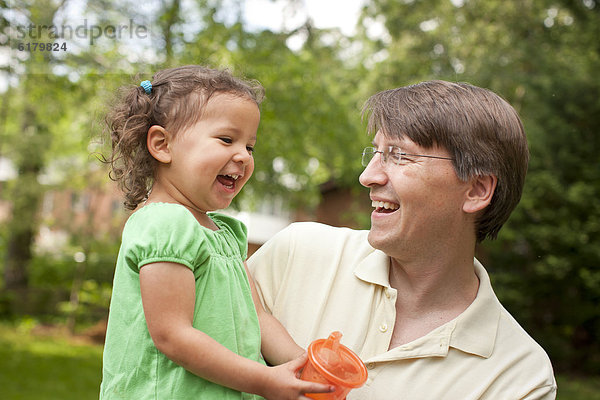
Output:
[120, 204, 209, 273]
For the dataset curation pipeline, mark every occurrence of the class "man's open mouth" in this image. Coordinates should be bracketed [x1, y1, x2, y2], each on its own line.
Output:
[372, 200, 400, 214]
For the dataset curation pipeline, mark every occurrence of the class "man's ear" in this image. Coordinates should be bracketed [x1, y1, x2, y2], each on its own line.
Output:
[463, 174, 497, 214]
[147, 125, 172, 164]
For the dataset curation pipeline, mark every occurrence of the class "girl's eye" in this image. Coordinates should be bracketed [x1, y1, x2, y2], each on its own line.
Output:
[246, 146, 255, 154]
[219, 137, 233, 144]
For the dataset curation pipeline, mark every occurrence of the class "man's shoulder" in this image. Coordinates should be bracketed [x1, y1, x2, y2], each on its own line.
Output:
[485, 306, 557, 397]
[250, 222, 376, 269]
[495, 304, 555, 372]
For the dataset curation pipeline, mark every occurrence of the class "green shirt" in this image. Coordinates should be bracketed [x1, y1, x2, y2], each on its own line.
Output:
[100, 203, 264, 399]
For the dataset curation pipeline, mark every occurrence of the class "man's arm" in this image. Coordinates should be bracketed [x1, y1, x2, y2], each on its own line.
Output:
[244, 262, 305, 365]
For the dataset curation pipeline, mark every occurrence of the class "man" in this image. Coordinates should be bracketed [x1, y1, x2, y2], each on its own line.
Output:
[248, 81, 556, 399]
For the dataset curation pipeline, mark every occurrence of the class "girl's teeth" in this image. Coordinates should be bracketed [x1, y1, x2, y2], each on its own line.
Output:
[371, 200, 399, 210]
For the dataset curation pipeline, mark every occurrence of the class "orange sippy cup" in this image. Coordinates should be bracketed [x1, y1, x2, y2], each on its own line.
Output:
[300, 331, 368, 400]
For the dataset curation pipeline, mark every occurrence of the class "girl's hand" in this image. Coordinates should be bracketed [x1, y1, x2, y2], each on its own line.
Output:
[259, 353, 335, 400]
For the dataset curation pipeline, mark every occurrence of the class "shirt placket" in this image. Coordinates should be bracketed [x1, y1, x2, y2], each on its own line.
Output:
[360, 284, 396, 366]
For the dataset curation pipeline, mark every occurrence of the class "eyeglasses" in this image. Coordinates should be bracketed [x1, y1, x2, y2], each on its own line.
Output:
[361, 146, 454, 167]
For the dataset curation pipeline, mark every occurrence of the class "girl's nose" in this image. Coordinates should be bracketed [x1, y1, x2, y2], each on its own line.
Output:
[232, 147, 252, 165]
[359, 155, 388, 188]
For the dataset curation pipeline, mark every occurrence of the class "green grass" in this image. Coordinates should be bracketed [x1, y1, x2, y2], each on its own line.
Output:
[0, 320, 599, 399]
[0, 321, 103, 400]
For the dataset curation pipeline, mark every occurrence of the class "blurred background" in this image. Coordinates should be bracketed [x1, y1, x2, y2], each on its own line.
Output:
[0, 0, 599, 398]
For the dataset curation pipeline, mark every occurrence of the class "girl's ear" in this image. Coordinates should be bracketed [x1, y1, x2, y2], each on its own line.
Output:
[147, 125, 172, 164]
[463, 174, 497, 214]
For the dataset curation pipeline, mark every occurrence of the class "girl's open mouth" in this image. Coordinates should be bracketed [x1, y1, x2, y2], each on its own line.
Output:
[217, 174, 241, 190]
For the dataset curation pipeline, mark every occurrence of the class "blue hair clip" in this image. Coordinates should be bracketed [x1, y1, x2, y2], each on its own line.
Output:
[140, 80, 152, 95]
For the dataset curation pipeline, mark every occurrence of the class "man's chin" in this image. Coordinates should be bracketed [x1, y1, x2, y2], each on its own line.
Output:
[367, 229, 387, 251]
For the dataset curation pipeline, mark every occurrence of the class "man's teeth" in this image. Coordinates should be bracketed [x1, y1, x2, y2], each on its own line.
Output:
[371, 200, 399, 210]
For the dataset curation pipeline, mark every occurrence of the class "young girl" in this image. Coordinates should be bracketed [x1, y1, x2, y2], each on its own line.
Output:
[99, 65, 333, 399]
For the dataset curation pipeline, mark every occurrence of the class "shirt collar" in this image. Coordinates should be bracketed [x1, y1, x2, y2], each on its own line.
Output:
[353, 249, 391, 288]
[447, 259, 500, 358]
[357, 255, 501, 361]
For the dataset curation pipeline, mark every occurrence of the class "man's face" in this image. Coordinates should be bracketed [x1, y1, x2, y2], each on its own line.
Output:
[359, 131, 472, 260]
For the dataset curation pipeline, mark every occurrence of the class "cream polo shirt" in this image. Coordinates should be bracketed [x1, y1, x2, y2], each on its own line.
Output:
[248, 222, 557, 400]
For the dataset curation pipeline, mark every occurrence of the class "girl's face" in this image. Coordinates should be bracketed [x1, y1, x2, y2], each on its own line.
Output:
[155, 93, 260, 214]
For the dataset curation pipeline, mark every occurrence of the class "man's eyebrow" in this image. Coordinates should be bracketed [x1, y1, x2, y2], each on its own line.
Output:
[372, 141, 399, 148]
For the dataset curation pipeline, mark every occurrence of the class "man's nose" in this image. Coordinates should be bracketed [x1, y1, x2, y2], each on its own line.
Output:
[359, 154, 388, 188]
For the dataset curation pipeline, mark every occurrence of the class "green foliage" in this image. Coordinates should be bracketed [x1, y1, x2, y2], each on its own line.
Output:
[58, 280, 112, 323]
[493, 79, 600, 372]
[496, 14, 600, 373]
[0, 216, 119, 320]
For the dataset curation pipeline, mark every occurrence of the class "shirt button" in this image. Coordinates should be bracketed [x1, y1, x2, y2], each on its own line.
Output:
[385, 289, 392, 299]
[379, 323, 388, 333]
[367, 362, 375, 370]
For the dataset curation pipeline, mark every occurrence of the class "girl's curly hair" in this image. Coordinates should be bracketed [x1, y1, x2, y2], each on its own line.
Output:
[103, 65, 264, 210]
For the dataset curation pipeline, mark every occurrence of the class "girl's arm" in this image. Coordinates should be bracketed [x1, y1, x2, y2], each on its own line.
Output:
[140, 261, 332, 400]
[244, 262, 306, 365]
